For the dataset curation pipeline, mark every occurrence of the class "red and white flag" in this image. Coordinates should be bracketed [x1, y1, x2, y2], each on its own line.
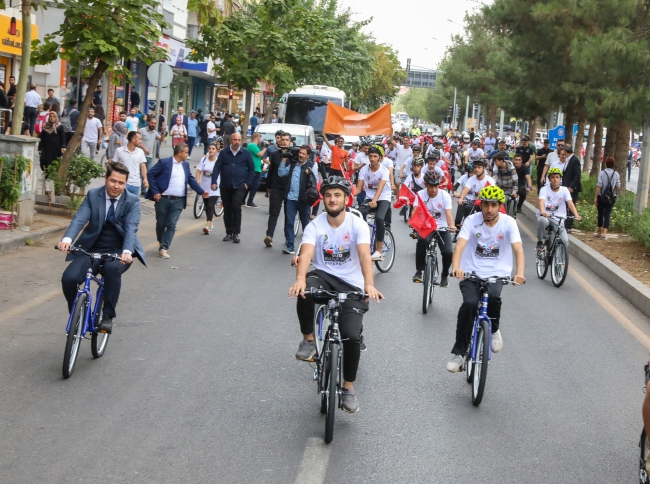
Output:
[409, 193, 437, 238]
[393, 183, 416, 209]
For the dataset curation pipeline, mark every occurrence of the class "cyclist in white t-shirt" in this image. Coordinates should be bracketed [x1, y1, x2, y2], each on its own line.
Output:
[289, 176, 384, 413]
[536, 167, 581, 251]
[447, 185, 525, 372]
[455, 159, 494, 237]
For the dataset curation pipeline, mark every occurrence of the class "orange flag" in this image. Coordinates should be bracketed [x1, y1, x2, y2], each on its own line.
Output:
[409, 193, 437, 238]
[323, 103, 393, 136]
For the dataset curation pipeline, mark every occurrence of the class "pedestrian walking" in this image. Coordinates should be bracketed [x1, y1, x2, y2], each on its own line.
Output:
[61, 99, 79, 145]
[24, 84, 42, 135]
[170, 116, 188, 148]
[244, 132, 268, 208]
[196, 143, 222, 235]
[139, 118, 163, 194]
[113, 131, 148, 196]
[146, 143, 207, 258]
[536, 139, 552, 190]
[210, 133, 255, 244]
[561, 146, 582, 233]
[594, 157, 621, 239]
[106, 121, 127, 164]
[80, 107, 104, 159]
[282, 145, 317, 255]
[221, 114, 236, 147]
[187, 111, 199, 157]
[38, 112, 66, 173]
[170, 107, 188, 131]
[264, 132, 293, 248]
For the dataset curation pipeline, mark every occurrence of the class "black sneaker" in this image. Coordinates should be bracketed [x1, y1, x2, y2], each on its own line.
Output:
[516, 209, 523, 214]
[360, 335, 367, 352]
[232, 234, 241, 243]
[97, 316, 113, 334]
[440, 274, 449, 287]
[413, 270, 423, 283]
[223, 234, 233, 241]
[246, 203, 259, 208]
[536, 241, 544, 252]
[409, 230, 418, 239]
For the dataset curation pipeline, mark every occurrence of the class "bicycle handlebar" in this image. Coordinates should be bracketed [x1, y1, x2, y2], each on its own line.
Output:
[54, 245, 122, 261]
[549, 214, 575, 221]
[304, 288, 368, 300]
[463, 272, 522, 286]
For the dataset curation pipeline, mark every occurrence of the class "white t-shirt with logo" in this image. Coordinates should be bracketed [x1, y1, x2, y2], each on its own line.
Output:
[537, 185, 571, 219]
[354, 152, 370, 167]
[467, 148, 485, 162]
[302, 212, 371, 290]
[359, 164, 391, 202]
[419, 189, 452, 229]
[405, 172, 426, 192]
[463, 175, 495, 201]
[458, 212, 522, 278]
[196, 156, 221, 196]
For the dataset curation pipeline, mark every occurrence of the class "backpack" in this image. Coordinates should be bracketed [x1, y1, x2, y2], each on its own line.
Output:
[299, 163, 320, 206]
[60, 109, 76, 133]
[600, 170, 616, 206]
[34, 112, 49, 135]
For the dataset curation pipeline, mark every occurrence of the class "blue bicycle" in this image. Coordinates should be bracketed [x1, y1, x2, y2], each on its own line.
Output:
[461, 273, 516, 406]
[354, 205, 396, 272]
[57, 246, 119, 379]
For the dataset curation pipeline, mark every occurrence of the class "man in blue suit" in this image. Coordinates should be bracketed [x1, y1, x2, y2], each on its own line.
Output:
[58, 163, 145, 334]
[147, 143, 207, 258]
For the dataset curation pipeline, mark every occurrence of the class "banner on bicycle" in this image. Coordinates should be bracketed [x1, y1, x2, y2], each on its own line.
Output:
[393, 184, 416, 209]
[409, 193, 437, 238]
[323, 103, 392, 136]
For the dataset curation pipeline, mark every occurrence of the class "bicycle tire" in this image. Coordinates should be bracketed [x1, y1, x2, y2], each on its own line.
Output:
[313, 305, 327, 359]
[403, 205, 409, 223]
[294, 210, 301, 237]
[63, 293, 87, 379]
[430, 253, 439, 305]
[90, 295, 109, 358]
[215, 197, 224, 217]
[536, 246, 549, 279]
[324, 342, 339, 443]
[471, 320, 490, 406]
[640, 428, 650, 484]
[551, 239, 569, 287]
[375, 229, 396, 273]
[465, 339, 474, 383]
[422, 256, 432, 314]
[319, 340, 329, 415]
[193, 193, 205, 219]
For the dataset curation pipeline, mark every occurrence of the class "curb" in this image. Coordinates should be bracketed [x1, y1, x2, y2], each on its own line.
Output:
[520, 200, 650, 318]
[0, 223, 69, 254]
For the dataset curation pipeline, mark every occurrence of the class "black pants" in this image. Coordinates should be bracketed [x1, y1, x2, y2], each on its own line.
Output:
[204, 195, 220, 222]
[220, 185, 246, 235]
[61, 255, 131, 319]
[516, 188, 527, 211]
[452, 280, 502, 355]
[597, 197, 614, 228]
[536, 163, 545, 191]
[416, 231, 453, 275]
[329, 168, 344, 177]
[311, 200, 320, 217]
[454, 202, 475, 228]
[266, 187, 285, 238]
[358, 199, 390, 243]
[564, 191, 579, 230]
[25, 106, 37, 136]
[297, 270, 368, 382]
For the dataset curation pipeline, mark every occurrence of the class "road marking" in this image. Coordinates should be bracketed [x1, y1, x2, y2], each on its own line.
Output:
[517, 219, 650, 350]
[294, 437, 331, 484]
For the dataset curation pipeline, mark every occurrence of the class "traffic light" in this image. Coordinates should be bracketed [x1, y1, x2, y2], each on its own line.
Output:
[449, 106, 453, 113]
[228, 89, 234, 100]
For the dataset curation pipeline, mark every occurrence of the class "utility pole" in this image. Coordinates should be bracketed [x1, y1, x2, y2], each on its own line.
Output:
[635, 121, 650, 212]
[451, 87, 457, 128]
[154, 65, 162, 132]
[476, 104, 480, 131]
[499, 109, 505, 139]
[463, 95, 470, 132]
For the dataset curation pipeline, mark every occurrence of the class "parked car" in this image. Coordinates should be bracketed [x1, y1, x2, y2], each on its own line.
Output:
[342, 135, 360, 151]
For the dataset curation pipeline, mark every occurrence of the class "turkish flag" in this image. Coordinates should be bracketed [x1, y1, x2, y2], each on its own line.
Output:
[393, 183, 416, 209]
[439, 163, 453, 191]
[409, 193, 437, 238]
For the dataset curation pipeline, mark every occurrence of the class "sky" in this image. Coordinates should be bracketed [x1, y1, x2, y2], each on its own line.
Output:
[339, 0, 485, 71]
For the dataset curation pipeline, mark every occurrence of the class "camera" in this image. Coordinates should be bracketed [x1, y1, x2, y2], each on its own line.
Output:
[281, 145, 301, 162]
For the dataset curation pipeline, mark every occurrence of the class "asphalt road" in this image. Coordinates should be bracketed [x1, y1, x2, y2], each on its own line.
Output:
[1, 190, 649, 483]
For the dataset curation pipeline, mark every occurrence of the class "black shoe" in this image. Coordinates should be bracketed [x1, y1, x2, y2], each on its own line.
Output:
[265, 193, 270, 198]
[413, 270, 423, 283]
[516, 209, 523, 214]
[409, 230, 418, 239]
[441, 274, 449, 287]
[232, 234, 240, 243]
[246, 203, 259, 208]
[566, 228, 572, 234]
[536, 241, 544, 252]
[97, 316, 113, 334]
[223, 234, 233, 241]
[360, 335, 367, 352]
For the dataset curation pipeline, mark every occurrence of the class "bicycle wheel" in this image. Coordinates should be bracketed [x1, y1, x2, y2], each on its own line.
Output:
[313, 305, 327, 358]
[536, 246, 549, 279]
[471, 320, 490, 406]
[63, 293, 87, 379]
[91, 295, 109, 358]
[551, 239, 569, 287]
[294, 210, 301, 236]
[422, 256, 432, 314]
[324, 342, 339, 444]
[430, 254, 439, 305]
[215, 197, 224, 217]
[375, 229, 396, 273]
[319, 340, 329, 415]
[193, 193, 205, 219]
[402, 205, 409, 223]
[465, 341, 474, 383]
[640, 428, 650, 484]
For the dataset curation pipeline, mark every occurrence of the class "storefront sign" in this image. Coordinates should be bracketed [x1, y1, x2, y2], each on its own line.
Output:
[0, 15, 38, 56]
[156, 35, 208, 73]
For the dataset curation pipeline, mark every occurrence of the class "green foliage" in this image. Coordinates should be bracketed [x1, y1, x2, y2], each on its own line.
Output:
[353, 43, 405, 111]
[0, 156, 29, 211]
[24, 239, 34, 246]
[67, 195, 85, 214]
[45, 154, 105, 197]
[629, 209, 650, 249]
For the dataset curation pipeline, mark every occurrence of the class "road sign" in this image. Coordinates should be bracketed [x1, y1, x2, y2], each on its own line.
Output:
[548, 125, 565, 150]
[147, 86, 170, 102]
[147, 62, 173, 87]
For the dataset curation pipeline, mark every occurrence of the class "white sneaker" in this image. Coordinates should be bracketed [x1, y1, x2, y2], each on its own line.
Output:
[371, 250, 384, 261]
[491, 330, 503, 353]
[446, 354, 465, 373]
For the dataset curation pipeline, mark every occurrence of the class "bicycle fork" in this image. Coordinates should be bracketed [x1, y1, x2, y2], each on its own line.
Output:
[471, 293, 492, 363]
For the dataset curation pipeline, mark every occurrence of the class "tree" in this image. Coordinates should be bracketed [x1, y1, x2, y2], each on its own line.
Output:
[31, 0, 168, 172]
[353, 42, 405, 112]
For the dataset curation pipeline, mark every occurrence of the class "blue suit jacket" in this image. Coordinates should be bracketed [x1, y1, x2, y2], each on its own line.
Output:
[63, 186, 146, 265]
[146, 156, 204, 208]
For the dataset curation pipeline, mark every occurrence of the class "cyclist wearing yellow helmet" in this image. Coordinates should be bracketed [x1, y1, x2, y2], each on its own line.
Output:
[447, 185, 525, 373]
[536, 167, 581, 251]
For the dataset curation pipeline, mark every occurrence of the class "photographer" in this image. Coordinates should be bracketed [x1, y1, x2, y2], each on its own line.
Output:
[245, 132, 269, 208]
[264, 132, 295, 249]
[283, 145, 318, 254]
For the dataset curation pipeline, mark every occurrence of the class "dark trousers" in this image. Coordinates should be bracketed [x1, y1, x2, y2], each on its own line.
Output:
[245, 172, 262, 205]
[221, 185, 246, 235]
[297, 270, 368, 382]
[155, 196, 184, 250]
[205, 195, 220, 222]
[452, 280, 503, 355]
[516, 188, 527, 211]
[358, 199, 390, 243]
[202, 137, 210, 154]
[284, 199, 312, 250]
[61, 255, 131, 319]
[454, 202, 475, 228]
[416, 231, 453, 275]
[329, 168, 344, 177]
[65, 131, 75, 146]
[25, 106, 37, 135]
[187, 136, 196, 156]
[536, 163, 545, 191]
[564, 191, 579, 230]
[266, 188, 285, 238]
[597, 197, 614, 229]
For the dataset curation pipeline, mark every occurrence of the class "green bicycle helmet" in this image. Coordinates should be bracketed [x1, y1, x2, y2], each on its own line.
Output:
[370, 144, 385, 156]
[547, 167, 563, 176]
[478, 185, 506, 204]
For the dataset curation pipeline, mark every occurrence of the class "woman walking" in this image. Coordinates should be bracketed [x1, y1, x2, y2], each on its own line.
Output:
[170, 115, 188, 148]
[195, 143, 222, 234]
[594, 157, 621, 238]
[38, 111, 66, 174]
[107, 121, 127, 163]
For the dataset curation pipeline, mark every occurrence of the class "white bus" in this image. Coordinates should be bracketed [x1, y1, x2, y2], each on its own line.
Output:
[278, 85, 346, 134]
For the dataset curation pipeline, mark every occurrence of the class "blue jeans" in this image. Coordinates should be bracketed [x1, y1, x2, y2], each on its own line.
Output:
[246, 172, 262, 205]
[284, 199, 312, 250]
[126, 184, 140, 195]
[155, 196, 184, 250]
[187, 136, 196, 156]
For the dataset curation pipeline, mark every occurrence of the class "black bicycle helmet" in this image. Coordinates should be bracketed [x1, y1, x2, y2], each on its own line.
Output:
[429, 148, 441, 159]
[471, 138, 480, 145]
[423, 170, 443, 186]
[320, 176, 352, 196]
[316, 137, 324, 144]
[473, 158, 487, 167]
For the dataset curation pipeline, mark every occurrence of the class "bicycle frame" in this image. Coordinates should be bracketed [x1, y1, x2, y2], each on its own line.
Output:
[66, 267, 104, 336]
[543, 215, 567, 258]
[469, 286, 493, 363]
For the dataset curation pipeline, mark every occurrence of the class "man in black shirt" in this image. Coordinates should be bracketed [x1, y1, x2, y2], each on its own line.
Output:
[536, 139, 552, 190]
[221, 114, 236, 146]
[6, 75, 16, 106]
[264, 132, 292, 248]
[515, 134, 535, 168]
[513, 154, 532, 213]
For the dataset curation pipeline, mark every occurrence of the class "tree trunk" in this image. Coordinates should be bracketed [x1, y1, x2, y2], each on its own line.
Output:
[488, 104, 497, 135]
[243, 86, 253, 142]
[590, 119, 604, 177]
[530, 116, 538, 141]
[12, 4, 32, 136]
[603, 124, 617, 160]
[614, 121, 631, 192]
[564, 103, 575, 148]
[575, 99, 586, 153]
[264, 97, 279, 124]
[583, 123, 595, 173]
[58, 60, 109, 173]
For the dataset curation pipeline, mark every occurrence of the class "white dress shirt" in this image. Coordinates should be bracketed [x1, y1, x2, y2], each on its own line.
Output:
[25, 90, 42, 108]
[162, 159, 186, 197]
